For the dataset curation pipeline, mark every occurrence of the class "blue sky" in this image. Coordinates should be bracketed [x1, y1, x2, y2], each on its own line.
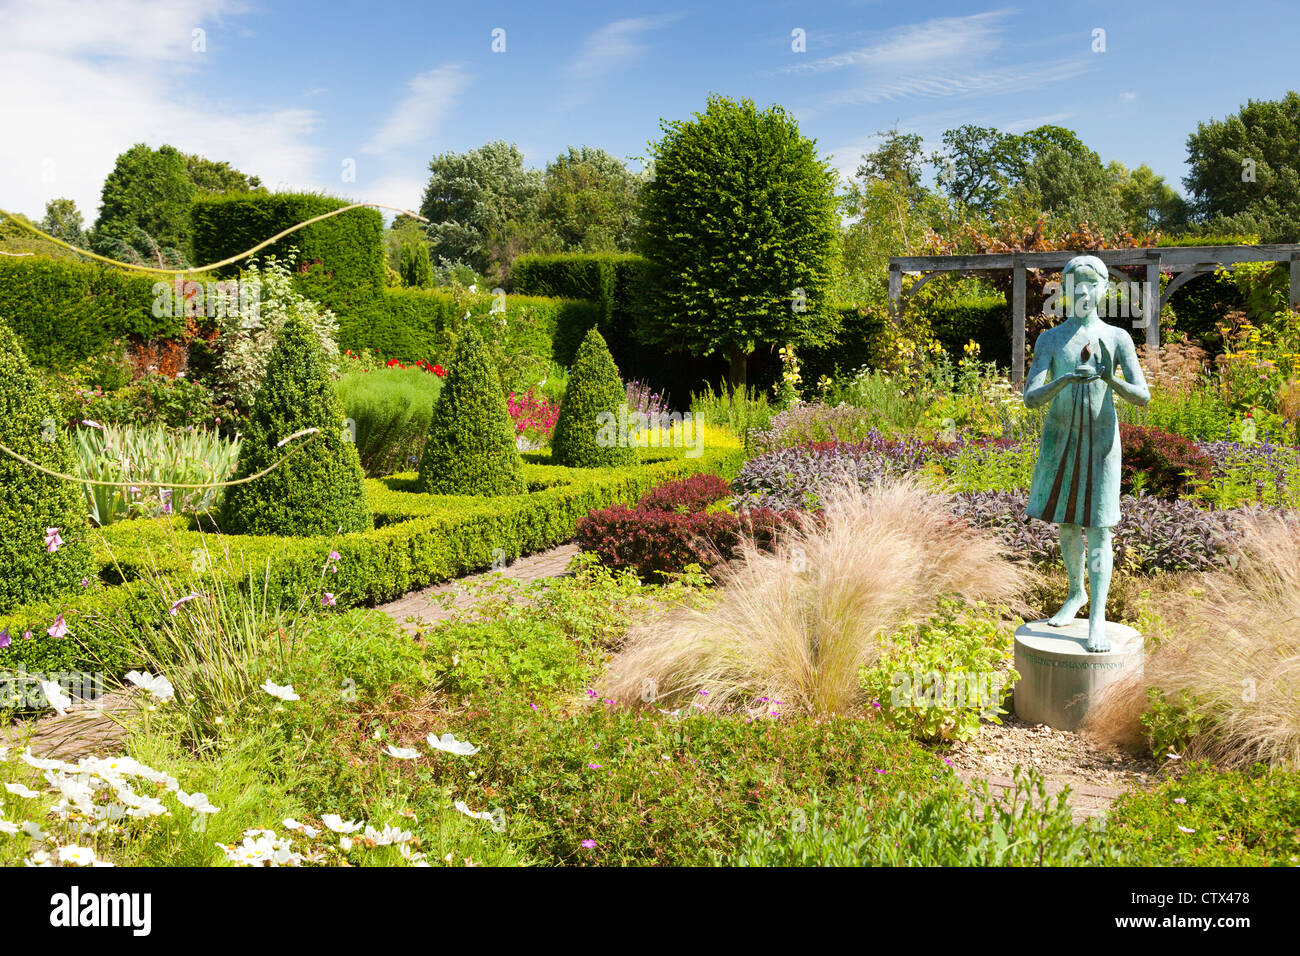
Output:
[3, 0, 1299, 222]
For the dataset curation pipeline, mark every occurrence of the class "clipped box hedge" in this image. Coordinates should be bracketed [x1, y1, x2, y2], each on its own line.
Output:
[0, 443, 744, 685]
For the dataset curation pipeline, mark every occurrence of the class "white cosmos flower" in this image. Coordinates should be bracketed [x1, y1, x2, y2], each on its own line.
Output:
[57, 845, 98, 866]
[281, 818, 320, 838]
[125, 671, 175, 702]
[260, 680, 300, 702]
[5, 782, 39, 798]
[21, 749, 76, 772]
[22, 821, 46, 840]
[127, 797, 168, 819]
[364, 824, 414, 846]
[384, 745, 420, 760]
[45, 773, 95, 813]
[321, 813, 363, 834]
[0, 820, 20, 834]
[217, 830, 302, 867]
[176, 790, 220, 814]
[427, 732, 480, 756]
[453, 800, 496, 823]
[40, 681, 72, 716]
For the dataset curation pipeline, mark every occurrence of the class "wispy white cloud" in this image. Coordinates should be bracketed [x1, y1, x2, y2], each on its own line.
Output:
[817, 58, 1094, 112]
[0, 0, 324, 221]
[562, 15, 678, 110]
[785, 10, 1014, 75]
[362, 65, 469, 156]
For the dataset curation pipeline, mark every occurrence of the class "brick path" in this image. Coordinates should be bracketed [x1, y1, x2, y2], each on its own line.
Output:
[956, 771, 1123, 823]
[379, 543, 580, 629]
[1, 690, 135, 761]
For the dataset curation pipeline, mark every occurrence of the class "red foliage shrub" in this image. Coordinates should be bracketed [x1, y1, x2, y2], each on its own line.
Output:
[635, 473, 733, 512]
[1119, 423, 1212, 499]
[576, 504, 792, 581]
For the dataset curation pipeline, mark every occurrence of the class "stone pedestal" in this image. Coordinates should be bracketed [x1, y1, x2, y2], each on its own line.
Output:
[1012, 620, 1143, 732]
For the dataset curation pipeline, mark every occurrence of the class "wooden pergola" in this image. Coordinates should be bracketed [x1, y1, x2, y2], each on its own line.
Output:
[888, 244, 1300, 384]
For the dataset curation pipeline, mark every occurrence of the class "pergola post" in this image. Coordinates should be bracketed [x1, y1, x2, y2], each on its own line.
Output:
[1290, 254, 1300, 311]
[1144, 254, 1161, 353]
[888, 265, 901, 322]
[1012, 261, 1026, 386]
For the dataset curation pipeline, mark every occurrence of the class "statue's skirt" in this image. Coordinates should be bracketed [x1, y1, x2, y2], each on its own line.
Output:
[1026, 378, 1121, 529]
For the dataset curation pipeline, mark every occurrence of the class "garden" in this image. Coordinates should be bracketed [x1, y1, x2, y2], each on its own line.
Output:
[2, 88, 1300, 874]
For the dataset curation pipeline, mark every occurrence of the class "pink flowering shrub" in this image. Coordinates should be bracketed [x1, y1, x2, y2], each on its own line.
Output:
[508, 389, 561, 444]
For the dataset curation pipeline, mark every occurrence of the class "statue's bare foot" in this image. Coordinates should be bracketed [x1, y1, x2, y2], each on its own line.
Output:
[1086, 621, 1111, 652]
[1047, 591, 1087, 626]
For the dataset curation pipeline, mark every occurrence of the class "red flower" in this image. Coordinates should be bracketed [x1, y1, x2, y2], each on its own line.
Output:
[433, 364, 446, 377]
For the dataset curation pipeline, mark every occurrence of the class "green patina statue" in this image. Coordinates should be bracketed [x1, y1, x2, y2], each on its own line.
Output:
[1023, 255, 1151, 651]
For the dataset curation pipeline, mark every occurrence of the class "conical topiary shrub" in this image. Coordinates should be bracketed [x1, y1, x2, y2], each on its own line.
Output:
[0, 320, 93, 610]
[552, 328, 637, 468]
[416, 326, 526, 496]
[221, 316, 371, 536]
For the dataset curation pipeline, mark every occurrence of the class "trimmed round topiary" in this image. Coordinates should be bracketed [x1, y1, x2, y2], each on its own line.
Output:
[416, 326, 526, 496]
[0, 319, 93, 610]
[552, 328, 637, 468]
[221, 316, 371, 536]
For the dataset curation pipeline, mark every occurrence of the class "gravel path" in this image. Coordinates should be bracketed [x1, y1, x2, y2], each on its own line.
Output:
[950, 714, 1158, 821]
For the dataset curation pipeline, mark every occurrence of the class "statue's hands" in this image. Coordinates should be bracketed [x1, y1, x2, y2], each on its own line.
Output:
[1097, 339, 1117, 385]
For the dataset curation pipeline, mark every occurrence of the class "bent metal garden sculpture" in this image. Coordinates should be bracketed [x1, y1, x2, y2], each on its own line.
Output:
[1022, 254, 1151, 652]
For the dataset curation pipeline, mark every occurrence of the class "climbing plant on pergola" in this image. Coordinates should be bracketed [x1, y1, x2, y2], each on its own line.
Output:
[888, 243, 1300, 384]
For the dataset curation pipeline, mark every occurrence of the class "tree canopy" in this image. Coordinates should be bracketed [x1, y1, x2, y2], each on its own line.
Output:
[639, 95, 840, 387]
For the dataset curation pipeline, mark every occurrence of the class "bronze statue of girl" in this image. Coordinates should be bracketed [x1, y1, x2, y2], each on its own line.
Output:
[1023, 255, 1151, 651]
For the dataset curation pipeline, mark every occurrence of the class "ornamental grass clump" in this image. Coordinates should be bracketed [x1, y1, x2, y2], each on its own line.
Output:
[0, 319, 93, 608]
[1085, 510, 1300, 768]
[551, 328, 636, 468]
[221, 316, 371, 536]
[602, 478, 1027, 715]
[416, 326, 525, 496]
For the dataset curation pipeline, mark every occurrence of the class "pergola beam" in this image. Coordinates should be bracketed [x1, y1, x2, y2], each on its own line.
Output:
[885, 243, 1300, 388]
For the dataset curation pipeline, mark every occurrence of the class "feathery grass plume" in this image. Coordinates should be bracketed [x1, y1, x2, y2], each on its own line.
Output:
[1084, 510, 1300, 767]
[602, 477, 1027, 715]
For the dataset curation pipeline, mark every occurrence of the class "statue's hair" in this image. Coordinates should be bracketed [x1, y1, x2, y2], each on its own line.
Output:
[1062, 254, 1108, 283]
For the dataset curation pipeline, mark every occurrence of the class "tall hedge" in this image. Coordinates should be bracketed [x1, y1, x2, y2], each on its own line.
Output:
[552, 328, 637, 468]
[221, 316, 371, 536]
[416, 326, 526, 496]
[0, 320, 93, 610]
[0, 257, 185, 366]
[191, 192, 384, 310]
